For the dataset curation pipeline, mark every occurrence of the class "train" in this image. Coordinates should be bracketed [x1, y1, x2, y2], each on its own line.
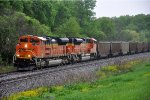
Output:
[13, 35, 150, 70]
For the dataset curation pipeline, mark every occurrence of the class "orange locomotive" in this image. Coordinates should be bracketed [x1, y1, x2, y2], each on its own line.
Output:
[13, 35, 97, 70]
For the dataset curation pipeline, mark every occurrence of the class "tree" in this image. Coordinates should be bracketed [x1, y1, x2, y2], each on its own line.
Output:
[11, 0, 24, 12]
[56, 17, 81, 37]
[0, 10, 51, 64]
[74, 0, 96, 33]
[53, 1, 71, 32]
[117, 29, 140, 41]
[97, 17, 115, 40]
[85, 20, 106, 40]
[139, 30, 150, 42]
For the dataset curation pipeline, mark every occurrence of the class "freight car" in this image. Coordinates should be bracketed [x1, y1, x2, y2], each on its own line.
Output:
[13, 35, 150, 71]
[120, 42, 129, 55]
[137, 42, 143, 53]
[129, 42, 137, 54]
[143, 42, 149, 52]
[110, 42, 120, 56]
[110, 42, 129, 56]
[97, 42, 111, 58]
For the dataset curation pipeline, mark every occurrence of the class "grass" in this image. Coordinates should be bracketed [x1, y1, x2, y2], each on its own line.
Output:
[4, 60, 150, 100]
[0, 65, 16, 74]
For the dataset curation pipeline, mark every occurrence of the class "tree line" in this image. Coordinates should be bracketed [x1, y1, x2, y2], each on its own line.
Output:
[0, 0, 149, 65]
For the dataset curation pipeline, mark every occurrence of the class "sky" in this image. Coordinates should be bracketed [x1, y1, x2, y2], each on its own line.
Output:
[94, 0, 150, 18]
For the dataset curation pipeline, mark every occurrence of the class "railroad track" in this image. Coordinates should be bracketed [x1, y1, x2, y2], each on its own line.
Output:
[0, 53, 149, 83]
[0, 56, 120, 83]
[0, 52, 150, 98]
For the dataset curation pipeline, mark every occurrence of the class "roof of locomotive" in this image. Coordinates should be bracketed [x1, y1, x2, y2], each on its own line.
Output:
[19, 35, 97, 43]
[19, 35, 47, 41]
[37, 37, 47, 41]
[91, 38, 97, 41]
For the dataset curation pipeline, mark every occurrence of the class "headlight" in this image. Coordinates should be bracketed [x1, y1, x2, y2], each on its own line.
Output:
[16, 54, 20, 57]
[25, 44, 28, 48]
[28, 55, 31, 57]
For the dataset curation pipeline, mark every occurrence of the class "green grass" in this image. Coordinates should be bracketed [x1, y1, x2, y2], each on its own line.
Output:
[0, 65, 16, 74]
[5, 61, 150, 100]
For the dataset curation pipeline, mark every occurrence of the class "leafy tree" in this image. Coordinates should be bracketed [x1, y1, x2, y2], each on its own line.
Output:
[53, 1, 71, 32]
[0, 9, 51, 64]
[74, 0, 96, 33]
[117, 29, 140, 42]
[96, 17, 115, 40]
[139, 30, 150, 42]
[85, 20, 106, 40]
[11, 0, 24, 12]
[56, 17, 81, 37]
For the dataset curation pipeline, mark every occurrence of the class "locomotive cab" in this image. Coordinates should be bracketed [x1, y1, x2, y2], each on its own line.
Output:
[13, 35, 46, 70]
[89, 38, 97, 49]
[80, 38, 97, 61]
[89, 38, 97, 59]
[81, 38, 93, 53]
[15, 35, 41, 59]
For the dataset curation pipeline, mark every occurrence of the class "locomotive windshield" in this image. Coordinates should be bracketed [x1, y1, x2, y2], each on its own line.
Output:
[30, 38, 39, 43]
[20, 38, 28, 42]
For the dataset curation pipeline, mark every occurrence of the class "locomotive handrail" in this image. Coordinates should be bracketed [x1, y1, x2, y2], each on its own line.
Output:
[13, 50, 20, 63]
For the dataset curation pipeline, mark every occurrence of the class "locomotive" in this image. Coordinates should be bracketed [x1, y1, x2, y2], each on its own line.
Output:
[13, 35, 97, 70]
[13, 35, 150, 71]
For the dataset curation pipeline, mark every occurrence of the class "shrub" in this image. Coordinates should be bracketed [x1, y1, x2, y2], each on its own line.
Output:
[97, 60, 141, 78]
[97, 65, 118, 78]
[3, 87, 47, 100]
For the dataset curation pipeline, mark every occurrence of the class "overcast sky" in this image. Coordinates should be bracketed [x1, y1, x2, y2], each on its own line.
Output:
[94, 0, 150, 18]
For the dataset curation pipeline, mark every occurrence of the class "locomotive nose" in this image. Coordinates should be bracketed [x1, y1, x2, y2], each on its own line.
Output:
[16, 43, 34, 59]
[16, 53, 31, 59]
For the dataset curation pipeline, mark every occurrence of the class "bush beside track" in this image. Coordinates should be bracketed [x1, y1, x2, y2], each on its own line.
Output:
[0, 66, 16, 74]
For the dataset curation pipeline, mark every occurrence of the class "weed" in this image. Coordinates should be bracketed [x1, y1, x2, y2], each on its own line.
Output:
[0, 66, 16, 74]
[3, 87, 47, 100]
